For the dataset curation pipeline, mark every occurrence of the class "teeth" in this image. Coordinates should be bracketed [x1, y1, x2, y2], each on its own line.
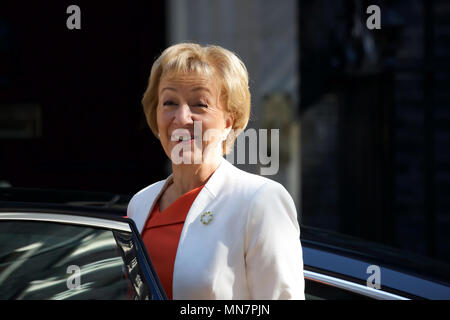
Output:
[176, 135, 198, 141]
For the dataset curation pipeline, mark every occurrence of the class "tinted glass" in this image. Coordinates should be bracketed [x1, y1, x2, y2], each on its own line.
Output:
[0, 220, 148, 299]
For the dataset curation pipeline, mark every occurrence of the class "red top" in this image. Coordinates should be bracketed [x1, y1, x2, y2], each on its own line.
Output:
[141, 184, 204, 299]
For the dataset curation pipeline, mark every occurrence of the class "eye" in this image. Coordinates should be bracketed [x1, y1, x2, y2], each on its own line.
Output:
[195, 103, 209, 108]
[163, 100, 177, 106]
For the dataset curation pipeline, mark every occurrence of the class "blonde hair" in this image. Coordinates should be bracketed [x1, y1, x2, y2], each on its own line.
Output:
[141, 43, 251, 154]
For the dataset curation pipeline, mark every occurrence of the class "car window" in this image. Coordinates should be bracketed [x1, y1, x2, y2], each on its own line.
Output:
[0, 220, 150, 299]
[305, 279, 373, 300]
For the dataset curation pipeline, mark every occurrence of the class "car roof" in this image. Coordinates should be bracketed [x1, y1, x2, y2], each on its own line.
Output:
[0, 187, 131, 211]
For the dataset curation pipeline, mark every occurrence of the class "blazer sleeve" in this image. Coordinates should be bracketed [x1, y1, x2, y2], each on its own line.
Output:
[244, 182, 305, 300]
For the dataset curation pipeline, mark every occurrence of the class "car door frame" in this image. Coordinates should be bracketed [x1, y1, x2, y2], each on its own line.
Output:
[0, 205, 167, 300]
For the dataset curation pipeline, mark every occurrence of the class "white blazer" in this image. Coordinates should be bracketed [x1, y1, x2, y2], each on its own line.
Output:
[127, 157, 305, 300]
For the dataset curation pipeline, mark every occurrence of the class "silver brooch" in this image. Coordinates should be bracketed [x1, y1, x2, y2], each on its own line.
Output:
[200, 211, 214, 225]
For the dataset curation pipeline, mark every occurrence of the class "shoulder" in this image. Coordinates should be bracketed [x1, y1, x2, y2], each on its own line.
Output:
[132, 179, 166, 198]
[223, 161, 293, 204]
[129, 180, 165, 203]
[127, 179, 167, 217]
[221, 162, 299, 229]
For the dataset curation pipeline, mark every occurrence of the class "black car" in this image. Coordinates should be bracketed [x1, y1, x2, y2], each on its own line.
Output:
[0, 187, 449, 300]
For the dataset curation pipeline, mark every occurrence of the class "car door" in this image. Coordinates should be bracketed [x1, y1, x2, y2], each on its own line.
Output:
[0, 209, 167, 300]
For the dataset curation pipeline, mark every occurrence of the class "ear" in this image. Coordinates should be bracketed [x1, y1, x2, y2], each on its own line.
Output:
[224, 112, 234, 131]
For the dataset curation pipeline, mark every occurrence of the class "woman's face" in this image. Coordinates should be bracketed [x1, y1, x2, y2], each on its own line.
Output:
[156, 72, 233, 165]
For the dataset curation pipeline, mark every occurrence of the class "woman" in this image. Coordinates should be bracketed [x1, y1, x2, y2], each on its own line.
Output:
[127, 43, 305, 300]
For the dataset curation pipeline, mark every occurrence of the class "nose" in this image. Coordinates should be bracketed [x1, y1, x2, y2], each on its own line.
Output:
[173, 103, 193, 126]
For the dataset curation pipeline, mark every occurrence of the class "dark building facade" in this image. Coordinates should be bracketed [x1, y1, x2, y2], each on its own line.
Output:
[0, 2, 168, 194]
[300, 0, 450, 263]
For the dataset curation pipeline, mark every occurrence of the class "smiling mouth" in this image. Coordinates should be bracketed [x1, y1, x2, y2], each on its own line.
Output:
[176, 135, 200, 143]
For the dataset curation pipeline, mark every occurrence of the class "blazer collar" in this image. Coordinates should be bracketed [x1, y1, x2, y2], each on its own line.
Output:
[202, 157, 232, 198]
[177, 157, 232, 243]
[143, 157, 232, 230]
[161, 156, 231, 200]
[137, 175, 173, 233]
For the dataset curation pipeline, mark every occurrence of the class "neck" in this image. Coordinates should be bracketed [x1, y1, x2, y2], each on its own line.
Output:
[170, 156, 222, 198]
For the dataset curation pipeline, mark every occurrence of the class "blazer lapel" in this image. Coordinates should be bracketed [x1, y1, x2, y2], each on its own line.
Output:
[176, 157, 231, 249]
[136, 174, 173, 233]
[172, 157, 236, 299]
[135, 157, 233, 234]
